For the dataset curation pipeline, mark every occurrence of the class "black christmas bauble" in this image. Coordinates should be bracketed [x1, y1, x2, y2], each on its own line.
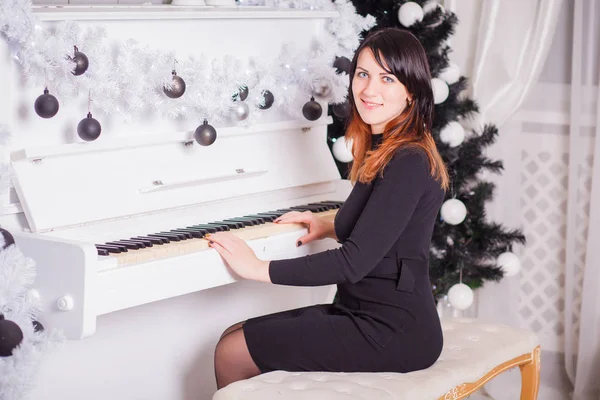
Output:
[0, 228, 14, 250]
[34, 88, 59, 119]
[194, 119, 217, 146]
[333, 56, 352, 75]
[332, 100, 351, 118]
[70, 46, 89, 76]
[302, 97, 323, 121]
[0, 314, 23, 357]
[77, 112, 102, 141]
[32, 320, 44, 333]
[259, 90, 274, 110]
[233, 85, 248, 101]
[163, 70, 186, 99]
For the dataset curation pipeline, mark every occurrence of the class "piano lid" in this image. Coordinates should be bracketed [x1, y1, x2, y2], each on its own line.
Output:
[10, 118, 341, 233]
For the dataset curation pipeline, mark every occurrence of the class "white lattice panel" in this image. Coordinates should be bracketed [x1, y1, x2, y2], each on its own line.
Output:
[519, 130, 594, 352]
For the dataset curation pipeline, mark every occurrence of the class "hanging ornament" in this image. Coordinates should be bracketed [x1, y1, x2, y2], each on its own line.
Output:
[302, 97, 322, 121]
[332, 100, 351, 118]
[312, 79, 332, 99]
[259, 90, 274, 110]
[77, 112, 102, 141]
[332, 136, 353, 163]
[77, 91, 101, 141]
[0, 314, 23, 357]
[447, 283, 474, 310]
[439, 62, 460, 84]
[496, 251, 521, 277]
[0, 227, 15, 250]
[232, 101, 250, 121]
[34, 88, 59, 119]
[69, 45, 89, 76]
[32, 320, 44, 333]
[333, 56, 352, 75]
[398, 2, 424, 27]
[431, 78, 449, 104]
[440, 198, 467, 225]
[440, 121, 465, 147]
[163, 71, 186, 99]
[194, 119, 217, 146]
[233, 85, 249, 101]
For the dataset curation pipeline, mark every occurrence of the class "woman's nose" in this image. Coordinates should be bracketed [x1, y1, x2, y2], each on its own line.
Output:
[362, 78, 379, 96]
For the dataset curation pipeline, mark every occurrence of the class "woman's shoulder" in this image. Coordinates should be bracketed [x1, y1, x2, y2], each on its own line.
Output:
[386, 145, 429, 172]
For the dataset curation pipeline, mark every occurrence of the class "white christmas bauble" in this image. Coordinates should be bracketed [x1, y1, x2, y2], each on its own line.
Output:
[448, 283, 474, 310]
[439, 62, 460, 84]
[497, 251, 521, 277]
[332, 136, 353, 163]
[440, 121, 465, 147]
[441, 198, 467, 225]
[398, 2, 424, 27]
[431, 78, 449, 104]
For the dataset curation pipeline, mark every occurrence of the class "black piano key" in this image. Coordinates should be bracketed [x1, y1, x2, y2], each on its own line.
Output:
[96, 244, 125, 253]
[96, 247, 110, 256]
[157, 231, 187, 240]
[209, 221, 245, 229]
[118, 239, 148, 248]
[134, 236, 168, 244]
[171, 229, 204, 239]
[187, 225, 220, 233]
[255, 212, 286, 218]
[127, 237, 154, 246]
[168, 230, 193, 239]
[319, 200, 344, 207]
[148, 233, 181, 242]
[103, 242, 130, 251]
[224, 218, 256, 226]
[179, 227, 210, 234]
[308, 202, 337, 210]
[244, 214, 277, 222]
[106, 241, 141, 250]
[234, 216, 266, 224]
[290, 205, 328, 212]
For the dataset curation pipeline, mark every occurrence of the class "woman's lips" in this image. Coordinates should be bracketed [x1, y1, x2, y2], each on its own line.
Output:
[361, 98, 382, 110]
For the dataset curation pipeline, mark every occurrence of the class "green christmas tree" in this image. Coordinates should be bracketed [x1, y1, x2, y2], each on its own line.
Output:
[328, 0, 526, 300]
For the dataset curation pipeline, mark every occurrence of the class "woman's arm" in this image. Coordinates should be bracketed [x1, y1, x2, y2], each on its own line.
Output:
[268, 149, 429, 286]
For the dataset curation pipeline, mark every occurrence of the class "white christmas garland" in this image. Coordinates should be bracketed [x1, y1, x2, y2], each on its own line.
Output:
[0, 0, 375, 125]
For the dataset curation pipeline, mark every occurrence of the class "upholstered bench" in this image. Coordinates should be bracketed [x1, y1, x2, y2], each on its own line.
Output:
[213, 318, 540, 400]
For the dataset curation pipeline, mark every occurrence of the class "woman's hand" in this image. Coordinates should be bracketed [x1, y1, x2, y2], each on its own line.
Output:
[274, 210, 335, 246]
[207, 233, 271, 282]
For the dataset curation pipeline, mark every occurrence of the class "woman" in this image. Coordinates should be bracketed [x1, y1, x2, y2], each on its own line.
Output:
[208, 27, 450, 389]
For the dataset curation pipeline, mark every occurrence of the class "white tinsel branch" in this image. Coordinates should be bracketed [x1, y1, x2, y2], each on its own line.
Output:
[1, 0, 375, 125]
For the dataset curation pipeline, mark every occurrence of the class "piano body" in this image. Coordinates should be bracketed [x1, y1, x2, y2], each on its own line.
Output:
[0, 4, 354, 398]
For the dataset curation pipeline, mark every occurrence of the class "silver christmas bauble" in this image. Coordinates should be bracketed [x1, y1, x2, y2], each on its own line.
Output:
[233, 101, 250, 121]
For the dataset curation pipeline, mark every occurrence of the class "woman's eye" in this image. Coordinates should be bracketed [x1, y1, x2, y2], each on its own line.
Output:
[383, 76, 395, 83]
[357, 71, 368, 78]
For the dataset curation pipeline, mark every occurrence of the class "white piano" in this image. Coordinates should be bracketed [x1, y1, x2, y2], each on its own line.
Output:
[0, 4, 359, 398]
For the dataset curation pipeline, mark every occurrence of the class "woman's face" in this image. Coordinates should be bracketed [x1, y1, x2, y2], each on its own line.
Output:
[351, 48, 412, 134]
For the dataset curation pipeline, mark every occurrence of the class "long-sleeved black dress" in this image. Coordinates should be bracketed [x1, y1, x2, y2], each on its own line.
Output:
[242, 133, 445, 374]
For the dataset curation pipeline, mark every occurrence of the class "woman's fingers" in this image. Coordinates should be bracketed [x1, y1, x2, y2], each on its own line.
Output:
[275, 212, 312, 225]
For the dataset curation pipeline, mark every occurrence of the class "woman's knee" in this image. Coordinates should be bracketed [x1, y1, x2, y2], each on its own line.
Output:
[219, 321, 246, 340]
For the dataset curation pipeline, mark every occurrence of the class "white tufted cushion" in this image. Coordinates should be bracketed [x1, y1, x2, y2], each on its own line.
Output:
[213, 318, 539, 400]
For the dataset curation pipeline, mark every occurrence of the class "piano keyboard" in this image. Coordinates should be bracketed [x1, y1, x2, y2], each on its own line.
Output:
[95, 200, 344, 266]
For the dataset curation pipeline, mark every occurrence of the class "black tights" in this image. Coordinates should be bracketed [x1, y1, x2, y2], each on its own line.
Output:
[214, 322, 261, 390]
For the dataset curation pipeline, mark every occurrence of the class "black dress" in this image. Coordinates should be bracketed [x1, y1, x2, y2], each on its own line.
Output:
[243, 134, 445, 374]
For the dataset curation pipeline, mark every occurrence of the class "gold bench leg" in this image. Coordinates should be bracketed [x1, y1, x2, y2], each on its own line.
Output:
[519, 346, 541, 400]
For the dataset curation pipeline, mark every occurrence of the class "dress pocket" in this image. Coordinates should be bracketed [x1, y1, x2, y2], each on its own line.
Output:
[395, 255, 416, 293]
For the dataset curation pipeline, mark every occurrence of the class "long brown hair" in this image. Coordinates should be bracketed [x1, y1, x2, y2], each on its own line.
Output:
[345, 28, 449, 191]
